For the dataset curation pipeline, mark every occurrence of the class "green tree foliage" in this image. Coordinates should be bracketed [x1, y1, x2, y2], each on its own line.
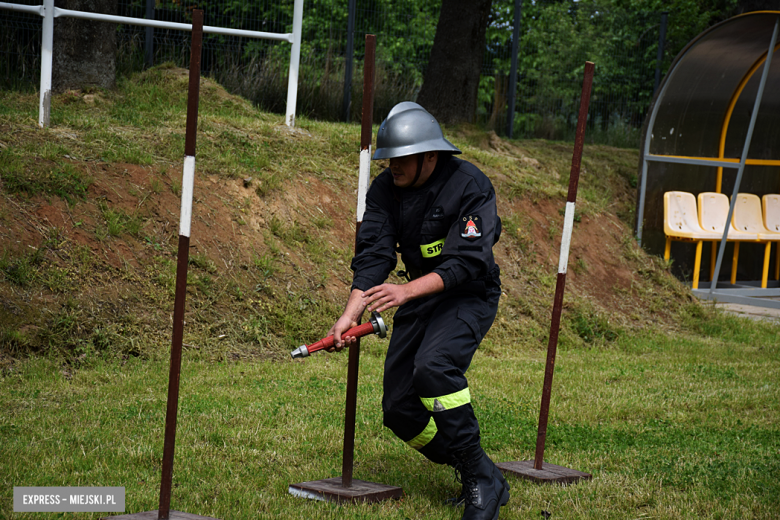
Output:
[140, 0, 441, 78]
[481, 0, 739, 139]
[130, 0, 441, 119]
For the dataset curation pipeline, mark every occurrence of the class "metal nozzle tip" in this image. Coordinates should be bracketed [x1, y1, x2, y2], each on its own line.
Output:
[370, 311, 388, 339]
[290, 345, 309, 359]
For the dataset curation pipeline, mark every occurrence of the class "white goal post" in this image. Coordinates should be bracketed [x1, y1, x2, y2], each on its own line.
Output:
[0, 0, 304, 128]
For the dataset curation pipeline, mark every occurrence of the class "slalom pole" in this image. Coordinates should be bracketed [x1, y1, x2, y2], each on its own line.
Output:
[103, 11, 217, 520]
[533, 61, 595, 470]
[497, 61, 595, 485]
[288, 34, 401, 503]
[341, 32, 377, 489]
[155, 10, 204, 519]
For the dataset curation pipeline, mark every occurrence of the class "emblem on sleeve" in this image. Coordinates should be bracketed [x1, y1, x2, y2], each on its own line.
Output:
[461, 215, 481, 239]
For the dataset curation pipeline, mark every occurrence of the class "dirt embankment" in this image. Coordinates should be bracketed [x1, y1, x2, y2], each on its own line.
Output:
[0, 76, 692, 364]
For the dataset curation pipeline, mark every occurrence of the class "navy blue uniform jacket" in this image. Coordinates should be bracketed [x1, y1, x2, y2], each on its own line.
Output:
[351, 156, 501, 293]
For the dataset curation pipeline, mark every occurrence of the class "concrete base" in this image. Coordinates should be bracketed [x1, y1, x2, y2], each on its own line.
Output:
[100, 511, 219, 520]
[497, 460, 591, 485]
[716, 302, 780, 321]
[288, 477, 403, 503]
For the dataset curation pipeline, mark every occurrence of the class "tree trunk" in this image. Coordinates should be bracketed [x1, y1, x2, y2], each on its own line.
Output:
[416, 0, 491, 125]
[488, 74, 507, 130]
[52, 0, 117, 92]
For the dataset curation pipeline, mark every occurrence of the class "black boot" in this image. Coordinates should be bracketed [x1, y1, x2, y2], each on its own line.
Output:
[446, 463, 510, 507]
[451, 446, 510, 520]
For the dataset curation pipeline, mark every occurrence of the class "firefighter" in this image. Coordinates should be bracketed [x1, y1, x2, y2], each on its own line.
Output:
[328, 102, 509, 520]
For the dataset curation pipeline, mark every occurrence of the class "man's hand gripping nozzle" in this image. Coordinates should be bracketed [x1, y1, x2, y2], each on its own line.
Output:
[290, 311, 388, 359]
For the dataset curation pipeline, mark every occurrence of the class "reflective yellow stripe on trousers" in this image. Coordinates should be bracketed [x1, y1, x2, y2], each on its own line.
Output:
[406, 417, 438, 450]
[420, 387, 471, 413]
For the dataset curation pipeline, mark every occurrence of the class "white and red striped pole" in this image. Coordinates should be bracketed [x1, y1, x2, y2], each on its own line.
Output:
[533, 61, 595, 470]
[158, 10, 204, 520]
[288, 35, 400, 503]
[116, 14, 217, 520]
[355, 35, 376, 234]
[341, 33, 376, 489]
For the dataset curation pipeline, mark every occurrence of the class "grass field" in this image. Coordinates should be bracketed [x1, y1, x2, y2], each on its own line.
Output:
[2, 307, 778, 519]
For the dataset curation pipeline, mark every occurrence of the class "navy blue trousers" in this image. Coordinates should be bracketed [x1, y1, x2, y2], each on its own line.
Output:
[382, 276, 500, 464]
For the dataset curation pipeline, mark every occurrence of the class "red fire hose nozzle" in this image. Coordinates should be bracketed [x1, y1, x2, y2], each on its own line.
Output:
[290, 311, 388, 359]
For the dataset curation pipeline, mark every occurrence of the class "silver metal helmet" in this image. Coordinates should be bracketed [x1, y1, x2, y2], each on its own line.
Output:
[372, 102, 461, 160]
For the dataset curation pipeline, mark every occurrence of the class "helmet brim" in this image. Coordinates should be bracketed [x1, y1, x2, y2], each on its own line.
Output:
[372, 138, 461, 160]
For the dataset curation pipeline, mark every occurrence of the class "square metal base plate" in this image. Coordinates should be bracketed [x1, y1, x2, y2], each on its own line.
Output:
[497, 460, 592, 484]
[288, 477, 403, 503]
[100, 510, 219, 520]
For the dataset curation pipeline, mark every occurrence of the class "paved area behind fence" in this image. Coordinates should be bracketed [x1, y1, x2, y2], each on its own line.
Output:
[716, 301, 780, 322]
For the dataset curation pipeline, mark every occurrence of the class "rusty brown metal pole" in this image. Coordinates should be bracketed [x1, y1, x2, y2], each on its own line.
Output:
[533, 61, 594, 471]
[359, 35, 376, 165]
[158, 10, 203, 519]
[341, 34, 376, 489]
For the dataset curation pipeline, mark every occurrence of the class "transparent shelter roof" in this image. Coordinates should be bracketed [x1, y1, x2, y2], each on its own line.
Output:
[647, 12, 780, 160]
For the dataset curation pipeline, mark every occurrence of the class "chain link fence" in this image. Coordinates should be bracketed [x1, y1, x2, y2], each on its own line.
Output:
[0, 0, 44, 89]
[1, 0, 672, 147]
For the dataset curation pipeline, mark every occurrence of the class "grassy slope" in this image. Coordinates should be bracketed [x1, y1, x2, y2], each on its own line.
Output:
[1, 65, 685, 361]
[1, 66, 779, 518]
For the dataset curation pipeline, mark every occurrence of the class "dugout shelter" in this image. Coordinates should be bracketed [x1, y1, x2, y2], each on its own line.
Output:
[635, 10, 780, 309]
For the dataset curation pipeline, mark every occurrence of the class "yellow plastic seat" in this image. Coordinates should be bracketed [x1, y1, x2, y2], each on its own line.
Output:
[763, 194, 780, 280]
[732, 193, 780, 288]
[663, 191, 722, 288]
[698, 192, 760, 287]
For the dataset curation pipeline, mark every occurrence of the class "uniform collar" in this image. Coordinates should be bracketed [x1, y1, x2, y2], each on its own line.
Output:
[400, 155, 456, 192]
